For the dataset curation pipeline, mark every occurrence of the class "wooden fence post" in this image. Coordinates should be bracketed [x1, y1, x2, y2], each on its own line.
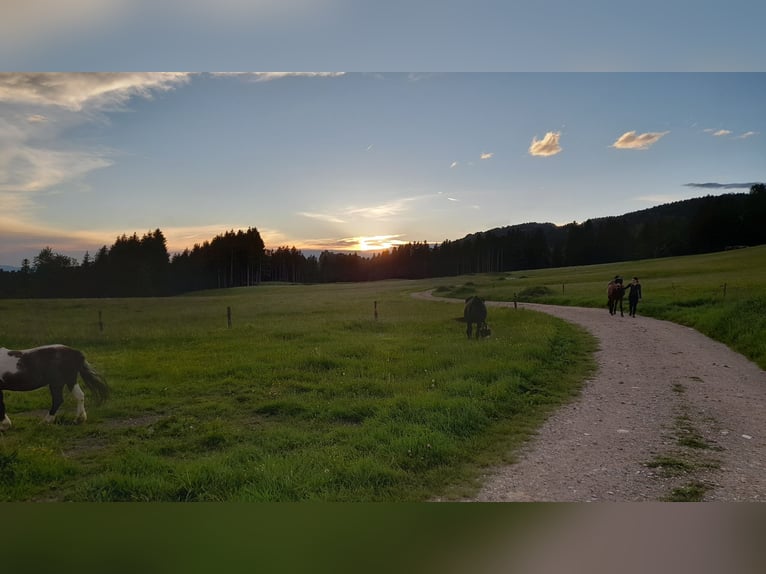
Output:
[514, 292, 518, 309]
[374, 301, 378, 320]
[227, 306, 232, 328]
[98, 310, 104, 333]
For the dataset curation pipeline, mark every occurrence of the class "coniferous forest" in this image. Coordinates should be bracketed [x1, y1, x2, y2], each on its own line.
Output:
[1, 187, 764, 299]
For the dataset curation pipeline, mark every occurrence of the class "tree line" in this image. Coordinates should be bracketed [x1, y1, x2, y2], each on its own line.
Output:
[1, 187, 764, 298]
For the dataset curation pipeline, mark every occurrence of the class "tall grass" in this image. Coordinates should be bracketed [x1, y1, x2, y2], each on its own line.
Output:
[0, 280, 595, 501]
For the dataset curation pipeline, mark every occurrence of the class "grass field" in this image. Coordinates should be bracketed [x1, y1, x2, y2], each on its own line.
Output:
[1, 245, 763, 501]
[0, 280, 595, 501]
[435, 244, 766, 369]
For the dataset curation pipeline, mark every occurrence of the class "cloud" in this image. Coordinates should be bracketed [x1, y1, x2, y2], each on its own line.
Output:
[0, 72, 191, 111]
[683, 182, 761, 190]
[480, 152, 494, 160]
[298, 211, 346, 224]
[228, 72, 346, 82]
[736, 131, 759, 139]
[450, 161, 458, 168]
[529, 132, 562, 157]
[611, 130, 669, 150]
[0, 73, 192, 202]
[0, 146, 113, 193]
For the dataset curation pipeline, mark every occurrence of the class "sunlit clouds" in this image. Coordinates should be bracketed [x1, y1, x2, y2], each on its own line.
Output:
[0, 73, 192, 197]
[0, 73, 191, 111]
[704, 128, 760, 140]
[611, 130, 669, 150]
[480, 152, 494, 160]
[529, 132, 562, 157]
[299, 195, 430, 225]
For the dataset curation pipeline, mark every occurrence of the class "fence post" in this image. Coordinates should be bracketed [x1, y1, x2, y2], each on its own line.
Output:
[374, 301, 378, 320]
[98, 310, 104, 333]
[514, 292, 518, 309]
[227, 306, 232, 328]
[723, 283, 727, 298]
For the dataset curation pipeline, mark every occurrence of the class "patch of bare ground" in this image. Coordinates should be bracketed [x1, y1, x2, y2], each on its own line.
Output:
[414, 291, 766, 501]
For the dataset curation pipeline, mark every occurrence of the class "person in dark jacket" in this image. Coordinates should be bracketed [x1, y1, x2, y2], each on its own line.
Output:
[625, 276, 642, 317]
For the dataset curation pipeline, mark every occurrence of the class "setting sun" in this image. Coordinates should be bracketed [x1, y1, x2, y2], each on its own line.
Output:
[357, 235, 407, 252]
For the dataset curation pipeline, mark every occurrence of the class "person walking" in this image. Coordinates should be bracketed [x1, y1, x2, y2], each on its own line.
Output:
[625, 276, 642, 317]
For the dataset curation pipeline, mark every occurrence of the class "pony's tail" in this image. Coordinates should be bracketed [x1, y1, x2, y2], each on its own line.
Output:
[79, 360, 110, 405]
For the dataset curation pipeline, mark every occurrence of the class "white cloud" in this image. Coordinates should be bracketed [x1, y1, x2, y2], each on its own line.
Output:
[529, 132, 562, 157]
[611, 130, 669, 150]
[450, 161, 458, 168]
[480, 152, 494, 160]
[0, 73, 192, 203]
[736, 131, 759, 139]
[0, 146, 113, 193]
[241, 72, 346, 82]
[0, 72, 191, 112]
[298, 211, 346, 224]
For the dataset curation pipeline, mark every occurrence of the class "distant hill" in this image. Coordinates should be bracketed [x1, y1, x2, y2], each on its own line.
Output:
[0, 265, 19, 272]
[457, 192, 758, 249]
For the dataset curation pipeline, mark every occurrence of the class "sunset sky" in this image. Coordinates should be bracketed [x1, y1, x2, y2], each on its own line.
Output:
[2, 1, 765, 267]
[1, 72, 764, 266]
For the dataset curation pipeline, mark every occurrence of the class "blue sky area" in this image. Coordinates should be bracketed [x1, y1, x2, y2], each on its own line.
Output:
[1, 72, 763, 265]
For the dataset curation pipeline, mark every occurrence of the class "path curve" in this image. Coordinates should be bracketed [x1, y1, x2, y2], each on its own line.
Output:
[413, 291, 766, 501]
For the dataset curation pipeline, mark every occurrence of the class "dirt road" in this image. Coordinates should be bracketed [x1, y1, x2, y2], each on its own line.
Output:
[414, 291, 766, 501]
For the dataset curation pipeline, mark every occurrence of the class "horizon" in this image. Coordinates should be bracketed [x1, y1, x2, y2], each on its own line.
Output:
[2, 73, 764, 267]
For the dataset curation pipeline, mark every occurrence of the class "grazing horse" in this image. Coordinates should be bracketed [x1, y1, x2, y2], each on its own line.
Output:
[464, 296, 490, 339]
[607, 282, 625, 317]
[0, 345, 109, 431]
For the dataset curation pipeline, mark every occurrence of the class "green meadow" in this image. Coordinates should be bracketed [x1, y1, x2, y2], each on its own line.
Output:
[436, 244, 766, 369]
[1, 245, 764, 501]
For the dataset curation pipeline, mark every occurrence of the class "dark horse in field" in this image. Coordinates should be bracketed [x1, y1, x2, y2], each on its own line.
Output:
[1, 345, 109, 431]
[464, 296, 491, 339]
[607, 281, 626, 317]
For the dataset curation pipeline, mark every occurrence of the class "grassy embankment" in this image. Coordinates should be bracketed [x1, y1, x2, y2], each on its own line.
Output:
[0, 279, 595, 501]
[434, 244, 766, 370]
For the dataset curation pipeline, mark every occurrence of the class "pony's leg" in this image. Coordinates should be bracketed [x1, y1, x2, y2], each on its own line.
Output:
[72, 383, 87, 423]
[0, 391, 10, 431]
[466, 322, 472, 338]
[45, 385, 65, 423]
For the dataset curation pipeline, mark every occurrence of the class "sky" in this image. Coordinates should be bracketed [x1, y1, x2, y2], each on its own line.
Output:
[3, 1, 766, 71]
[1, 2, 765, 266]
[1, 72, 763, 266]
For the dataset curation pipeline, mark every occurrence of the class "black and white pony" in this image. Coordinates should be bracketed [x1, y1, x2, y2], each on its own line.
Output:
[464, 296, 491, 339]
[0, 345, 109, 431]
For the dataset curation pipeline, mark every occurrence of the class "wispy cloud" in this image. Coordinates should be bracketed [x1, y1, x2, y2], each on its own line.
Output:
[611, 130, 669, 150]
[221, 72, 346, 83]
[529, 132, 562, 157]
[298, 195, 431, 226]
[0, 73, 191, 198]
[703, 128, 759, 140]
[480, 152, 494, 160]
[297, 211, 346, 224]
[704, 128, 732, 137]
[0, 72, 191, 111]
[683, 182, 760, 190]
[450, 161, 458, 168]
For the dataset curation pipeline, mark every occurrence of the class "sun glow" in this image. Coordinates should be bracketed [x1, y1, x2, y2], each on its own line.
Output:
[357, 235, 407, 251]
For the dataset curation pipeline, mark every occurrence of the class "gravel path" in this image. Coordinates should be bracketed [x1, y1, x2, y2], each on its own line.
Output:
[414, 291, 766, 501]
